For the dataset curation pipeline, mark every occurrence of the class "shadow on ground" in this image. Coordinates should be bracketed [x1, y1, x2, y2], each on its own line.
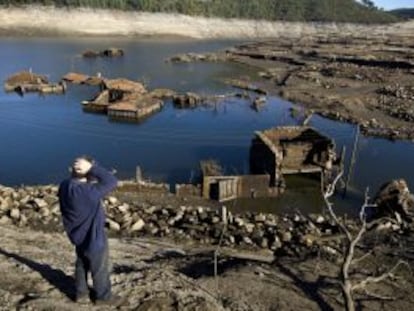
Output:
[274, 260, 337, 311]
[0, 247, 76, 301]
[178, 256, 248, 279]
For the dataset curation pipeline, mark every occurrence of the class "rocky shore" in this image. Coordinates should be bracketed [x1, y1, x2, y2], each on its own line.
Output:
[1, 181, 411, 259]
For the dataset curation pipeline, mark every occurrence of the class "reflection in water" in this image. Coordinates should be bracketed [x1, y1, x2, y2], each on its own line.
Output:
[0, 38, 413, 215]
[230, 174, 324, 215]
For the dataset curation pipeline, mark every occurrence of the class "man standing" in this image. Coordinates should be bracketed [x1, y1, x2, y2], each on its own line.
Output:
[58, 157, 118, 305]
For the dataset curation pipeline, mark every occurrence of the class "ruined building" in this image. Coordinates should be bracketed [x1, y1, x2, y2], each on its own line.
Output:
[201, 126, 337, 202]
[250, 126, 337, 188]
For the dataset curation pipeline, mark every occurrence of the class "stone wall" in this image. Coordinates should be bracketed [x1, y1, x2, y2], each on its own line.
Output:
[175, 184, 202, 197]
[239, 175, 276, 198]
[118, 181, 170, 194]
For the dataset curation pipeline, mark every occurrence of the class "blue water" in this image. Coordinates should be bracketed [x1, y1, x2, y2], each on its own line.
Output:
[0, 37, 413, 214]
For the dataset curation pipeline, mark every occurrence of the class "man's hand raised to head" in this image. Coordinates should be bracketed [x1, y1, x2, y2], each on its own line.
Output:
[73, 158, 93, 176]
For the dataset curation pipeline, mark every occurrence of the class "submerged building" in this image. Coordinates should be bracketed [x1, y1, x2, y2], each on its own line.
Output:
[81, 78, 163, 121]
[250, 126, 337, 188]
[201, 126, 338, 202]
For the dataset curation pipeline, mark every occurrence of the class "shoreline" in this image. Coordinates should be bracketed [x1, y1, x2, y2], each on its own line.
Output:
[0, 6, 413, 39]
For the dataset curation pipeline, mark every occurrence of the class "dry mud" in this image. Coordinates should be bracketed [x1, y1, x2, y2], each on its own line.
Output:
[219, 34, 414, 140]
[1, 224, 414, 311]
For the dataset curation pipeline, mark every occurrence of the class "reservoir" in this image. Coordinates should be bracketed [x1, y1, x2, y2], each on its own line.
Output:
[0, 37, 413, 213]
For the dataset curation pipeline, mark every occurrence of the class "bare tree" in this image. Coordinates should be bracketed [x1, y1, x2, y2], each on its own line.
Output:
[323, 171, 410, 311]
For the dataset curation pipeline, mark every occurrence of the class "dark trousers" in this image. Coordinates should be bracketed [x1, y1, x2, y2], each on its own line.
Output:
[75, 241, 111, 301]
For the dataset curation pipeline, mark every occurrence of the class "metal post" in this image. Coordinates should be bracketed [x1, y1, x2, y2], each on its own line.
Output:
[214, 249, 219, 295]
[136, 166, 142, 183]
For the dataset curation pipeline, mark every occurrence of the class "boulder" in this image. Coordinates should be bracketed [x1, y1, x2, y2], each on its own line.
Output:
[0, 215, 11, 225]
[270, 236, 282, 251]
[0, 197, 10, 210]
[107, 218, 121, 232]
[10, 208, 20, 220]
[254, 214, 266, 222]
[117, 203, 129, 213]
[234, 217, 244, 227]
[281, 231, 292, 243]
[107, 196, 118, 205]
[374, 179, 414, 221]
[33, 198, 48, 209]
[39, 207, 50, 218]
[131, 219, 146, 232]
[245, 223, 255, 233]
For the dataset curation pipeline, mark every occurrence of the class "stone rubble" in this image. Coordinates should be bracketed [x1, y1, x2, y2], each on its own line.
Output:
[0, 181, 410, 258]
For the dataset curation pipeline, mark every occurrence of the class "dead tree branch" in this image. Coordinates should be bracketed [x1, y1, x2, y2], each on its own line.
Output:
[323, 171, 408, 311]
[352, 260, 411, 292]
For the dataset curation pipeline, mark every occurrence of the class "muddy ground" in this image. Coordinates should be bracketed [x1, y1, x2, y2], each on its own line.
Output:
[177, 34, 414, 140]
[1, 219, 414, 311]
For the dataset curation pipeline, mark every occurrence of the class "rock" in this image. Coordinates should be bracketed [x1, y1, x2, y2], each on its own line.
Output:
[33, 198, 48, 209]
[117, 203, 129, 213]
[0, 197, 9, 210]
[281, 231, 292, 243]
[374, 179, 414, 221]
[40, 207, 50, 217]
[150, 227, 159, 235]
[131, 219, 145, 232]
[9, 208, 20, 220]
[270, 236, 282, 251]
[145, 206, 158, 214]
[228, 235, 236, 244]
[315, 215, 325, 224]
[19, 195, 31, 205]
[211, 216, 221, 224]
[245, 223, 255, 233]
[107, 218, 121, 231]
[321, 245, 339, 257]
[0, 215, 11, 225]
[51, 203, 60, 215]
[254, 214, 266, 222]
[300, 234, 317, 247]
[108, 196, 118, 205]
[376, 221, 393, 232]
[19, 214, 27, 226]
[260, 237, 269, 248]
[198, 211, 208, 221]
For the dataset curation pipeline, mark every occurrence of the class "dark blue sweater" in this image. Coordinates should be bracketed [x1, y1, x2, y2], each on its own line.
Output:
[58, 165, 117, 253]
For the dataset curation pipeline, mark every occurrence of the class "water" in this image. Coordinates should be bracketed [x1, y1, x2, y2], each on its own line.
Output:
[0, 37, 413, 214]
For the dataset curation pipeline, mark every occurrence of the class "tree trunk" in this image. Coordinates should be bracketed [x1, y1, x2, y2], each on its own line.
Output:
[342, 282, 355, 311]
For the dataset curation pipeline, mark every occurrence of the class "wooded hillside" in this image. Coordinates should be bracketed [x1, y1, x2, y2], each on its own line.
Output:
[390, 8, 414, 20]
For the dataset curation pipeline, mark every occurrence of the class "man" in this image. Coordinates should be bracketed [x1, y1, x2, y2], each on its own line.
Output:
[58, 157, 118, 305]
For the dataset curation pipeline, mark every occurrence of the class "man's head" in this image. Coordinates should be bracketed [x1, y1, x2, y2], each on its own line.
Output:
[71, 156, 94, 179]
